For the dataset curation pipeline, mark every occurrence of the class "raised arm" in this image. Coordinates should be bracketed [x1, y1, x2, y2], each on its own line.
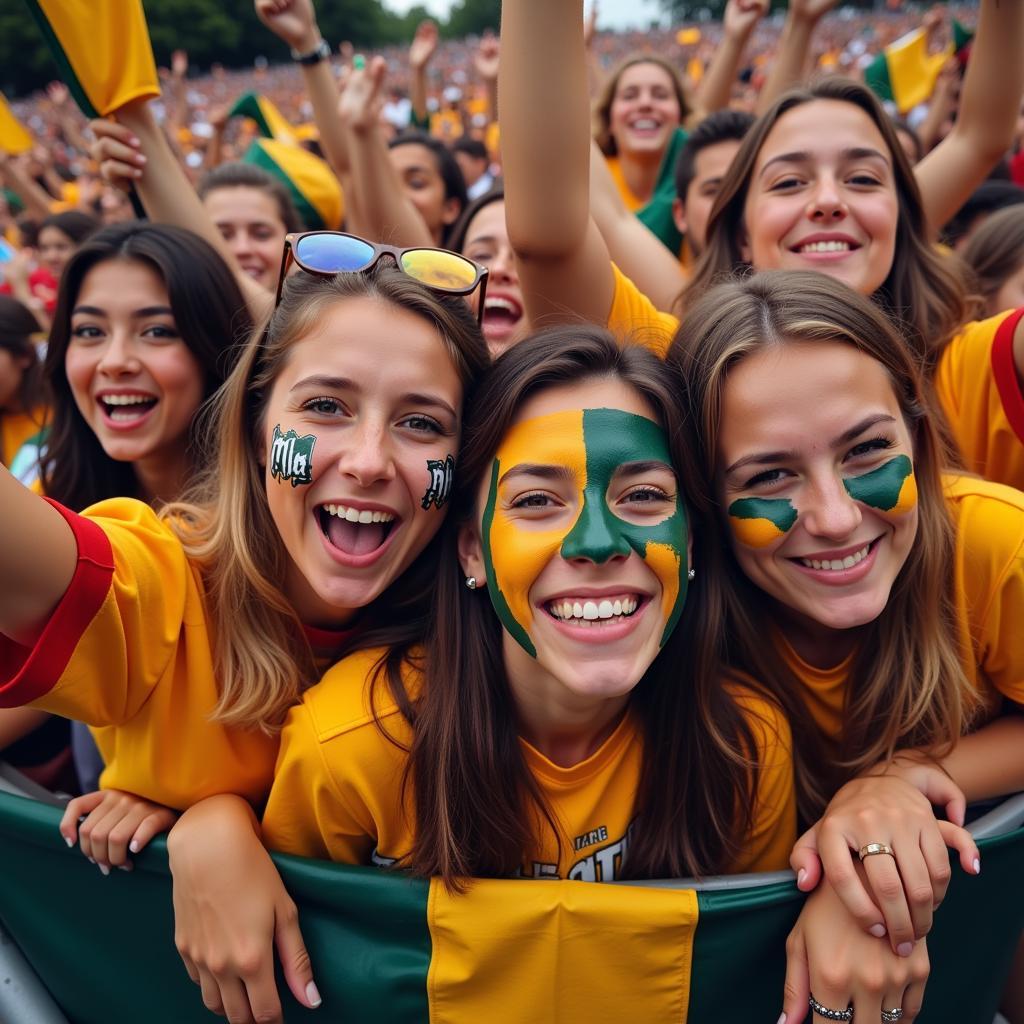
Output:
[755, 0, 839, 116]
[500, 0, 615, 329]
[254, 0, 353, 189]
[915, 0, 1024, 235]
[0, 152, 54, 221]
[409, 20, 438, 129]
[589, 140, 687, 311]
[473, 32, 500, 124]
[90, 100, 270, 319]
[695, 0, 767, 116]
[337, 57, 433, 247]
[0, 467, 77, 646]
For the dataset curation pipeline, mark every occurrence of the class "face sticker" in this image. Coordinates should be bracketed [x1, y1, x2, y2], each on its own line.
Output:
[421, 453, 455, 510]
[728, 497, 798, 548]
[843, 454, 917, 514]
[270, 424, 316, 487]
[481, 407, 689, 658]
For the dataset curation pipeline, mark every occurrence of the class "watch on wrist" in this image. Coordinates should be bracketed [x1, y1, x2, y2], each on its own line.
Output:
[291, 37, 331, 66]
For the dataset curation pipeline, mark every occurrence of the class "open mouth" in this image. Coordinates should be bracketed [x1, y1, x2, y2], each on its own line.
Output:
[98, 393, 158, 422]
[545, 594, 643, 627]
[627, 118, 662, 133]
[317, 502, 398, 557]
[482, 296, 523, 331]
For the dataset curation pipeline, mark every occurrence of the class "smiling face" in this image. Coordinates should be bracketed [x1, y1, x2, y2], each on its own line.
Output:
[673, 138, 742, 257]
[741, 100, 899, 296]
[718, 341, 918, 645]
[263, 295, 463, 625]
[460, 200, 526, 355]
[64, 258, 205, 469]
[204, 185, 288, 292]
[460, 378, 688, 710]
[38, 225, 77, 280]
[609, 62, 683, 159]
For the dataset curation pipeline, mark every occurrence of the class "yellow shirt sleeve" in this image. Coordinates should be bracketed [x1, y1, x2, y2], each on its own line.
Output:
[945, 474, 1024, 707]
[934, 309, 1024, 491]
[606, 263, 681, 358]
[729, 689, 797, 874]
[262, 648, 413, 865]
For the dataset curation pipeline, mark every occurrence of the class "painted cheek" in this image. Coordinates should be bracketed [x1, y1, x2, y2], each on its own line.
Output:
[728, 497, 798, 548]
[269, 424, 317, 487]
[842, 455, 916, 514]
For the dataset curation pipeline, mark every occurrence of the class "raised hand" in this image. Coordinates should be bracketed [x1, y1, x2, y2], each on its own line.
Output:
[409, 19, 439, 71]
[338, 55, 387, 133]
[474, 32, 500, 81]
[254, 0, 320, 52]
[723, 0, 768, 38]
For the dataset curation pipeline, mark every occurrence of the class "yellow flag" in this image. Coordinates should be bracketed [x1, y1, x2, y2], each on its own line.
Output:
[25, 0, 160, 117]
[676, 27, 702, 46]
[244, 138, 344, 231]
[228, 92, 297, 146]
[0, 94, 32, 155]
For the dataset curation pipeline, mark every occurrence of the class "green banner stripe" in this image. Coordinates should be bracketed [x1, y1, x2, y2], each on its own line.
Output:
[23, 0, 99, 118]
[863, 52, 895, 105]
[244, 140, 324, 230]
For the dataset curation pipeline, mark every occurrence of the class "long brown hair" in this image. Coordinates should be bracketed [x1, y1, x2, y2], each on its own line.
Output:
[398, 325, 768, 886]
[961, 204, 1024, 315]
[593, 55, 694, 156]
[670, 271, 979, 823]
[682, 78, 971, 375]
[164, 265, 489, 732]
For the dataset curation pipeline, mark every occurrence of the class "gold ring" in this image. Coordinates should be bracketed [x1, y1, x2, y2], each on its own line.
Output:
[858, 842, 895, 860]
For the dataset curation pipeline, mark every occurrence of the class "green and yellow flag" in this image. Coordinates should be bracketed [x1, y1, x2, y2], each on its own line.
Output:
[24, 0, 160, 118]
[228, 92, 297, 145]
[0, 93, 32, 155]
[864, 28, 950, 114]
[0, 790, 1021, 1022]
[243, 137, 343, 231]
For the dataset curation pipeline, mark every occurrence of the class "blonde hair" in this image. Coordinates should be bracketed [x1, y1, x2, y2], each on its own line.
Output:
[670, 271, 981, 821]
[163, 266, 488, 732]
[593, 55, 694, 157]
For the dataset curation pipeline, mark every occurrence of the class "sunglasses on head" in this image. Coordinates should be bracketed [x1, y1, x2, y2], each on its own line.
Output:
[274, 231, 489, 323]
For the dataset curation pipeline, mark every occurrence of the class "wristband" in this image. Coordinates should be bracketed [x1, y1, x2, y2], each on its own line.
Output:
[291, 38, 331, 66]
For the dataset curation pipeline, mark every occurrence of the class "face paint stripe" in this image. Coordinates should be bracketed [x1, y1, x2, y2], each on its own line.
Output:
[727, 496, 796, 548]
[843, 454, 914, 512]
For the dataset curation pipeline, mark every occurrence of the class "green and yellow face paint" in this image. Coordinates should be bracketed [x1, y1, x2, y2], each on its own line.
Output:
[728, 497, 797, 549]
[481, 407, 689, 658]
[843, 454, 917, 515]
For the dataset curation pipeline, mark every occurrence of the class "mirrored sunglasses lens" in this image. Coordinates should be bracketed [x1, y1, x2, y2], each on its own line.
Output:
[401, 249, 478, 290]
[295, 234, 375, 273]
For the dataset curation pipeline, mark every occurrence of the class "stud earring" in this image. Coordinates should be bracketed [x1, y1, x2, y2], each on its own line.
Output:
[687, 568, 696, 580]
[465, 576, 478, 590]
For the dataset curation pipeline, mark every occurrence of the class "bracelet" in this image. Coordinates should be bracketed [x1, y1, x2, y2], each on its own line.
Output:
[291, 38, 331, 66]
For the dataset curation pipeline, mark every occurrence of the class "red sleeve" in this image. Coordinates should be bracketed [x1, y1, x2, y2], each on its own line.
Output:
[0, 500, 114, 707]
[991, 307, 1024, 446]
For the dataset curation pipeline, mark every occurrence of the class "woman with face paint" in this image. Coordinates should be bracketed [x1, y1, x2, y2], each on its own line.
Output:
[672, 271, 1024, 1024]
[252, 328, 795, 884]
[0, 246, 489, 1014]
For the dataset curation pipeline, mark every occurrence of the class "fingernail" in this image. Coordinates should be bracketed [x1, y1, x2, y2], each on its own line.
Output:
[972, 857, 981, 875]
[796, 868, 806, 887]
[130, 135, 140, 145]
[306, 981, 322, 1008]
[86, 856, 95, 864]
[64, 835, 74, 848]
[98, 863, 110, 877]
[129, 840, 140, 854]
[776, 1014, 787, 1024]
[118, 864, 132, 872]
[869, 924, 886, 938]
[897, 942, 913, 957]
[135, 154, 147, 165]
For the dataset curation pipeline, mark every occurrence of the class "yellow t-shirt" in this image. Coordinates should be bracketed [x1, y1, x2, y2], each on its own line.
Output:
[0, 497, 350, 810]
[934, 308, 1024, 492]
[780, 473, 1024, 741]
[262, 647, 796, 877]
[1, 406, 47, 469]
[606, 263, 680, 358]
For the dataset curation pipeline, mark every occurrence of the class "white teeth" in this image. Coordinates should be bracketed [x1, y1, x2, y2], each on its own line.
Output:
[548, 596, 640, 622]
[101, 394, 156, 406]
[798, 240, 852, 253]
[631, 118, 659, 130]
[323, 503, 396, 524]
[800, 544, 870, 571]
[484, 297, 521, 316]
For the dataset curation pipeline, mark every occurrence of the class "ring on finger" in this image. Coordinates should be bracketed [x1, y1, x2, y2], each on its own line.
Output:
[809, 994, 854, 1021]
[881, 1009, 904, 1022]
[858, 842, 895, 861]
